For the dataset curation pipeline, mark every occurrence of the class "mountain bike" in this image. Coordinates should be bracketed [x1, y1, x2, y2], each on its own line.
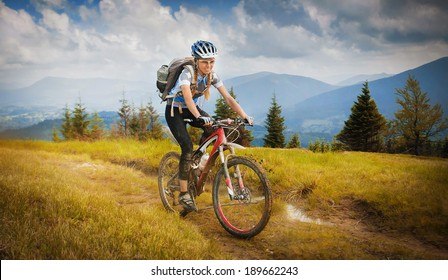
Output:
[158, 118, 272, 238]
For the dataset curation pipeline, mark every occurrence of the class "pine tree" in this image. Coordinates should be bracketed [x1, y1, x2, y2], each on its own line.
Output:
[263, 93, 286, 148]
[287, 133, 301, 148]
[336, 81, 387, 152]
[60, 105, 73, 140]
[135, 104, 149, 140]
[331, 137, 344, 152]
[52, 127, 61, 142]
[146, 100, 163, 140]
[441, 137, 448, 158]
[117, 94, 132, 138]
[128, 104, 140, 140]
[214, 87, 253, 146]
[392, 75, 448, 155]
[214, 87, 238, 119]
[71, 98, 90, 140]
[239, 127, 254, 147]
[89, 112, 105, 140]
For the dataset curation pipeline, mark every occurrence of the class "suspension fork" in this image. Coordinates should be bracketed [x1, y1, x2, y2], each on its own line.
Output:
[220, 145, 245, 199]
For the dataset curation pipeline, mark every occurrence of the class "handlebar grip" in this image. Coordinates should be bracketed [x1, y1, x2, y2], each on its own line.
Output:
[243, 118, 253, 126]
[197, 116, 214, 126]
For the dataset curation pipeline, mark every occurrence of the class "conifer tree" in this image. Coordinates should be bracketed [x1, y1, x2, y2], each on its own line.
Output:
[128, 104, 140, 140]
[392, 75, 448, 155]
[309, 139, 332, 153]
[287, 133, 301, 148]
[214, 87, 238, 119]
[60, 104, 73, 140]
[263, 93, 286, 148]
[146, 100, 163, 140]
[117, 94, 132, 137]
[52, 127, 61, 142]
[336, 82, 386, 152]
[441, 137, 448, 158]
[136, 105, 149, 140]
[72, 98, 90, 140]
[239, 127, 254, 147]
[214, 87, 253, 146]
[89, 112, 105, 140]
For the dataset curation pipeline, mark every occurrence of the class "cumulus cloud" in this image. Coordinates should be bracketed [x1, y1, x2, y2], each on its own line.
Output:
[242, 0, 322, 35]
[0, 0, 222, 87]
[42, 9, 69, 32]
[231, 0, 448, 55]
[0, 2, 49, 66]
[216, 0, 448, 81]
[227, 2, 322, 59]
[0, 0, 447, 88]
[302, 0, 448, 46]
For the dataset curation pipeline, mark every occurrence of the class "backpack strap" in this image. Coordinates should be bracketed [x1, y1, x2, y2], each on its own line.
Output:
[170, 101, 184, 117]
[185, 64, 196, 84]
[168, 64, 197, 117]
[185, 64, 197, 95]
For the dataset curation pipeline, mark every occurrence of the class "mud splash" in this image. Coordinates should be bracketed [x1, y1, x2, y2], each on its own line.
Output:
[286, 204, 332, 225]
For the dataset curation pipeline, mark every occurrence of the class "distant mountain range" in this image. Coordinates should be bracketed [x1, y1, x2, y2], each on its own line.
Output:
[0, 77, 151, 111]
[1, 57, 447, 144]
[0, 112, 118, 141]
[0, 77, 154, 131]
[202, 71, 340, 121]
[285, 57, 448, 134]
[336, 73, 393, 86]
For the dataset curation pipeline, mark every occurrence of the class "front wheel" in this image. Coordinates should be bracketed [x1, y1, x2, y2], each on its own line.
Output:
[212, 156, 272, 238]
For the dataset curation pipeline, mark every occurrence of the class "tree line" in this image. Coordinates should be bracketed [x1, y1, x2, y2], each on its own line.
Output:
[262, 75, 448, 157]
[55, 75, 448, 157]
[54, 95, 163, 142]
[54, 88, 253, 144]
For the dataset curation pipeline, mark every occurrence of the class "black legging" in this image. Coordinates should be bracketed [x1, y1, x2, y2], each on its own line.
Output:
[165, 105, 213, 180]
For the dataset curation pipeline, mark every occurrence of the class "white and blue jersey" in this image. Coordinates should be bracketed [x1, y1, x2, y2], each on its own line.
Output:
[167, 68, 223, 107]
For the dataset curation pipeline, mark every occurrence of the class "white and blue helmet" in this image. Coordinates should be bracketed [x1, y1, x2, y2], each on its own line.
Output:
[191, 40, 218, 59]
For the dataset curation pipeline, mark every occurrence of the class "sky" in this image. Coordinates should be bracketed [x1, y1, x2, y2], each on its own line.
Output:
[1, 0, 447, 89]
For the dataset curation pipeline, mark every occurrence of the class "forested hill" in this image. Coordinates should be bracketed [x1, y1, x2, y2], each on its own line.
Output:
[285, 57, 448, 134]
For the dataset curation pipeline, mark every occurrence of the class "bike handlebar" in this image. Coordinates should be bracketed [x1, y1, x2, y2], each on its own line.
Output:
[184, 117, 253, 127]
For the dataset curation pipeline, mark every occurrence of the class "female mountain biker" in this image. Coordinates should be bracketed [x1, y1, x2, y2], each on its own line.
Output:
[165, 40, 253, 213]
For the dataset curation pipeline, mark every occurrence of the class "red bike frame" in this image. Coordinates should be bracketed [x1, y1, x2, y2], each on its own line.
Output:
[193, 120, 245, 197]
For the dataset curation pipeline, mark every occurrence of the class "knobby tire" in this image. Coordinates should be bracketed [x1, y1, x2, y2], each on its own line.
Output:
[212, 156, 272, 238]
[158, 152, 181, 212]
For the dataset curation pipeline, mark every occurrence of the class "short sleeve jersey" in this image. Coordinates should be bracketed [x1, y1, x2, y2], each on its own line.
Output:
[167, 68, 223, 107]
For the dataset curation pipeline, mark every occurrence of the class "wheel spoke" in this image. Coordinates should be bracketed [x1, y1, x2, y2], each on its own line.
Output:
[212, 157, 272, 238]
[158, 152, 181, 213]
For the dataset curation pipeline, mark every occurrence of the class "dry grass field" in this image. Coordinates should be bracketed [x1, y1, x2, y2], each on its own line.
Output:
[1, 139, 447, 259]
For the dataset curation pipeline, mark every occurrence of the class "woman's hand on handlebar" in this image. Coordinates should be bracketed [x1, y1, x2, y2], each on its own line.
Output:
[196, 116, 213, 126]
[244, 115, 254, 126]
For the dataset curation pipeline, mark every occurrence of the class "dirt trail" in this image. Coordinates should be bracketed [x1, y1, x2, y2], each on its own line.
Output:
[77, 159, 448, 260]
[186, 202, 448, 259]
[144, 170, 446, 259]
[149, 180, 447, 259]
[321, 198, 448, 259]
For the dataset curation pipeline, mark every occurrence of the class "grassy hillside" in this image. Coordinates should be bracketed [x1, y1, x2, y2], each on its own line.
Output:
[245, 148, 448, 244]
[0, 146, 222, 259]
[1, 139, 447, 259]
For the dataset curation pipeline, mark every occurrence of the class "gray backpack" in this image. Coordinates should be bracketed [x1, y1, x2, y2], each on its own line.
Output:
[156, 56, 195, 101]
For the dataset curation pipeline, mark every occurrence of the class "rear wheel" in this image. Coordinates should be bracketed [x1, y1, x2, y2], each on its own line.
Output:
[212, 156, 272, 238]
[158, 152, 181, 212]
